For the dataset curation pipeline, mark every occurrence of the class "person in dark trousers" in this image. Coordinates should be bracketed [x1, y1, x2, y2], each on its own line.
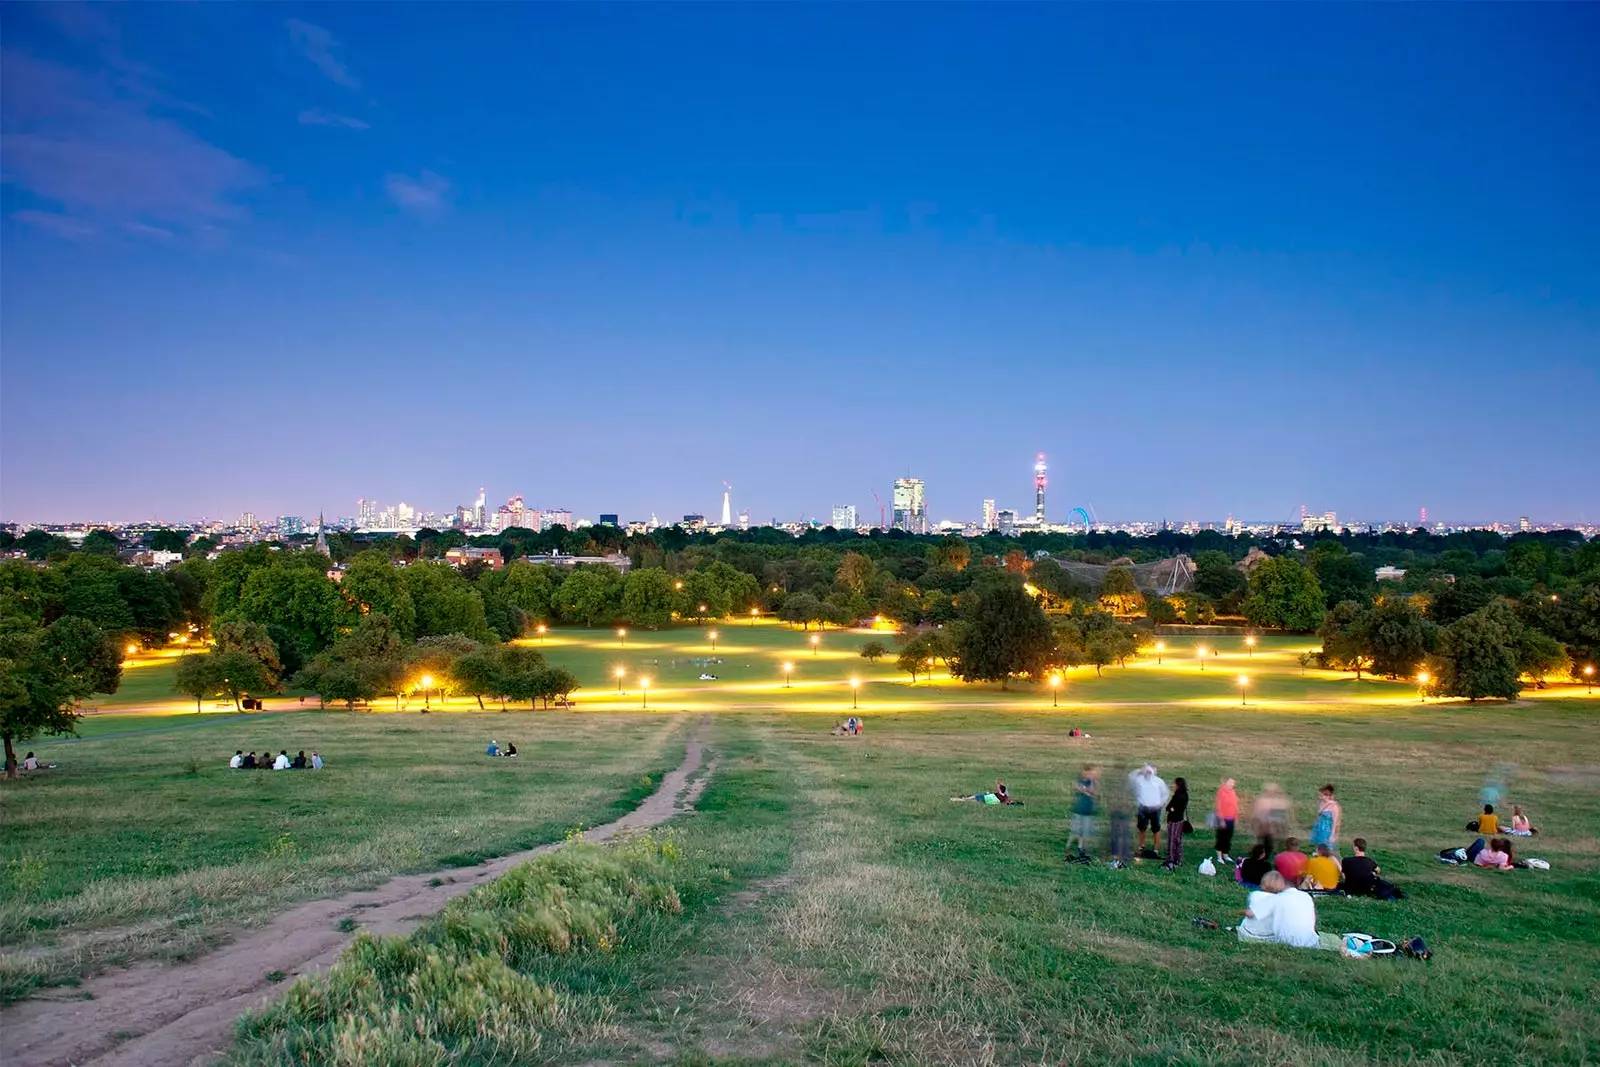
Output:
[291, 750, 308, 769]
[1163, 776, 1189, 871]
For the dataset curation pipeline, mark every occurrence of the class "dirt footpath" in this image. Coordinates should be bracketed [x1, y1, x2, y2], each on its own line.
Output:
[2, 726, 710, 1067]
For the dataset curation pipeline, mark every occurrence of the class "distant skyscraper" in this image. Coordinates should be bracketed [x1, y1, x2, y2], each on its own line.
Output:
[599, 514, 619, 527]
[1033, 453, 1048, 523]
[542, 508, 573, 531]
[1519, 515, 1530, 532]
[473, 488, 487, 531]
[720, 483, 733, 526]
[997, 508, 1018, 536]
[738, 510, 750, 531]
[357, 498, 377, 528]
[313, 513, 329, 556]
[892, 478, 926, 535]
[1419, 506, 1427, 527]
[982, 499, 997, 532]
[831, 504, 857, 530]
[278, 515, 306, 536]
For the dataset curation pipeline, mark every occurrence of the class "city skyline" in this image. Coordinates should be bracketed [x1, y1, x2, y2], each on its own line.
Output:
[3, 6, 1597, 524]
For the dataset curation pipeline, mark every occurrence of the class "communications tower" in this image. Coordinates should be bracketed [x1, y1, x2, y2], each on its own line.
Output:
[1033, 453, 1048, 523]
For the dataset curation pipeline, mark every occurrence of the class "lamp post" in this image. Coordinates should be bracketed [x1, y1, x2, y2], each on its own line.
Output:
[421, 673, 433, 710]
[750, 607, 759, 625]
[810, 634, 820, 656]
[1237, 674, 1248, 706]
[1155, 641, 1165, 666]
[615, 667, 625, 693]
[536, 624, 547, 643]
[783, 661, 793, 689]
[698, 604, 707, 626]
[617, 627, 627, 648]
[708, 630, 718, 652]
[1417, 671, 1430, 703]
[1049, 674, 1060, 707]
[1245, 635, 1257, 658]
[640, 677, 649, 709]
[850, 676, 859, 709]
[125, 643, 138, 659]
[1586, 665, 1595, 694]
[1197, 646, 1208, 672]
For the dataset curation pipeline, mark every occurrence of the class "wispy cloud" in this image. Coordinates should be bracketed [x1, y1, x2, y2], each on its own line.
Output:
[0, 50, 261, 239]
[287, 19, 359, 90]
[385, 170, 451, 216]
[298, 106, 370, 130]
[12, 209, 98, 241]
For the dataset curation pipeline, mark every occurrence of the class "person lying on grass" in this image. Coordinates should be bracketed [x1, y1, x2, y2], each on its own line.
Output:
[1475, 837, 1515, 870]
[952, 780, 1019, 805]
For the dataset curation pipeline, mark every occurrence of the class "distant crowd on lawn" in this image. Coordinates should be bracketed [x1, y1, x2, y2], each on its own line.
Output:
[230, 749, 322, 770]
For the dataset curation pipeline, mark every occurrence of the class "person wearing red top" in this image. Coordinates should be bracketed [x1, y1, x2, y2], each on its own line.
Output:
[1273, 837, 1308, 882]
[1214, 778, 1239, 864]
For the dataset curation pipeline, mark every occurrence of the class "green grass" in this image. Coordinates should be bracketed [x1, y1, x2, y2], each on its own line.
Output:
[226, 699, 1600, 1064]
[0, 710, 686, 1002]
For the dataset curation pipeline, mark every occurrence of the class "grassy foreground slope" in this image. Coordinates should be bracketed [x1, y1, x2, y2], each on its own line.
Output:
[0, 711, 686, 1002]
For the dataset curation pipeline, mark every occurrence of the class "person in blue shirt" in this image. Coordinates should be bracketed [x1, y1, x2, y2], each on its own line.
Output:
[486, 740, 500, 757]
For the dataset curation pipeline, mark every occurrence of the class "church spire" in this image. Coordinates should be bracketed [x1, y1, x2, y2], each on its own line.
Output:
[314, 512, 330, 556]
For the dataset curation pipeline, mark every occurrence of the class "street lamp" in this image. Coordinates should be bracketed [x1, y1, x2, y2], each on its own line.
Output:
[698, 603, 707, 625]
[1417, 671, 1430, 703]
[640, 676, 649, 709]
[810, 634, 821, 656]
[1155, 641, 1165, 666]
[615, 667, 625, 693]
[750, 607, 759, 625]
[783, 661, 793, 688]
[125, 643, 138, 658]
[1584, 664, 1594, 694]
[850, 676, 860, 709]
[1245, 635, 1257, 657]
[1049, 674, 1061, 707]
[1237, 674, 1248, 706]
[421, 673, 434, 710]
[709, 630, 718, 652]
[674, 581, 684, 591]
[536, 624, 547, 643]
[1197, 646, 1208, 671]
[617, 627, 627, 647]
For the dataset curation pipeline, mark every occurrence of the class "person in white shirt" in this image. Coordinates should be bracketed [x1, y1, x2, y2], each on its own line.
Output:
[1269, 885, 1325, 949]
[229, 751, 244, 769]
[311, 751, 323, 770]
[1128, 764, 1171, 853]
[273, 750, 291, 770]
[1237, 871, 1284, 941]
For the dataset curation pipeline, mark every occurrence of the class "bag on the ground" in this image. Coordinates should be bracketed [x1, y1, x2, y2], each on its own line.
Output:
[1341, 933, 1396, 959]
[1526, 858, 1550, 870]
[1198, 857, 1217, 876]
[1436, 847, 1468, 865]
[1191, 916, 1219, 930]
[1373, 878, 1406, 901]
[1402, 936, 1432, 961]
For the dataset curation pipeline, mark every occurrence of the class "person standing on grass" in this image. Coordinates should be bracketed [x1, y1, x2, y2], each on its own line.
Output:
[1252, 782, 1292, 854]
[1309, 784, 1341, 854]
[1163, 777, 1189, 871]
[1214, 777, 1239, 864]
[1129, 764, 1171, 855]
[1106, 766, 1135, 870]
[1067, 764, 1099, 863]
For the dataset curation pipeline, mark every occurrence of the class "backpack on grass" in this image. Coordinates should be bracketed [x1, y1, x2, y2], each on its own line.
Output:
[1401, 936, 1432, 961]
[1341, 933, 1396, 959]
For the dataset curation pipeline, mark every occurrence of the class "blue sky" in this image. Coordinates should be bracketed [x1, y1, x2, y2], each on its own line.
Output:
[3, 4, 1596, 527]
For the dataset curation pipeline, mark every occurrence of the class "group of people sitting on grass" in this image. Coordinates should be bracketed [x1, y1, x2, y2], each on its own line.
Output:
[1471, 803, 1538, 836]
[832, 716, 864, 736]
[1236, 837, 1402, 898]
[230, 749, 322, 770]
[485, 740, 518, 757]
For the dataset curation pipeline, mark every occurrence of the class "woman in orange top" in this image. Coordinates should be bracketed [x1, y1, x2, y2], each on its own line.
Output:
[1214, 777, 1240, 864]
[1477, 804, 1500, 834]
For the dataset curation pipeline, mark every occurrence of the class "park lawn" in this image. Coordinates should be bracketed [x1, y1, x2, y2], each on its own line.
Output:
[243, 699, 1600, 1065]
[0, 709, 688, 1003]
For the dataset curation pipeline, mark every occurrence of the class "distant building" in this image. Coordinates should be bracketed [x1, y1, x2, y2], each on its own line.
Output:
[831, 504, 857, 530]
[278, 516, 306, 536]
[682, 514, 706, 531]
[444, 546, 505, 570]
[1519, 516, 1530, 532]
[541, 509, 573, 531]
[982, 499, 997, 532]
[1302, 511, 1338, 533]
[996, 509, 1018, 536]
[1375, 565, 1407, 582]
[598, 514, 619, 527]
[738, 510, 750, 531]
[892, 478, 927, 535]
[523, 551, 631, 573]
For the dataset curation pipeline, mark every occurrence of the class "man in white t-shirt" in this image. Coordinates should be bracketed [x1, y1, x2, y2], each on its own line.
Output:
[1270, 885, 1322, 948]
[229, 750, 243, 769]
[273, 750, 291, 770]
[1236, 871, 1284, 941]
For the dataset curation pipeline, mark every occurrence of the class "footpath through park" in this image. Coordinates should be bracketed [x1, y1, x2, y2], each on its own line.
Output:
[1, 723, 713, 1067]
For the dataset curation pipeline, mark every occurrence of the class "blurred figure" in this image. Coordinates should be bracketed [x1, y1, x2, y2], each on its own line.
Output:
[1106, 765, 1135, 869]
[1067, 764, 1099, 863]
[1252, 782, 1292, 854]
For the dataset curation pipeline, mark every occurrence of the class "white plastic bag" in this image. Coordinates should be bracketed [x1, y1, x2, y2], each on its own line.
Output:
[1198, 857, 1217, 876]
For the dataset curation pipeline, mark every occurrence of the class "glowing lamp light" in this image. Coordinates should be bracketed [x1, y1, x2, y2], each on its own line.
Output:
[782, 661, 794, 688]
[421, 674, 433, 688]
[1417, 670, 1430, 702]
[1049, 673, 1061, 707]
[850, 675, 860, 709]
[1155, 640, 1166, 665]
[1237, 674, 1249, 705]
[126, 644, 138, 656]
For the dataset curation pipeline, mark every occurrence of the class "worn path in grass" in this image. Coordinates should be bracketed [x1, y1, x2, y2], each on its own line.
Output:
[1, 721, 712, 1067]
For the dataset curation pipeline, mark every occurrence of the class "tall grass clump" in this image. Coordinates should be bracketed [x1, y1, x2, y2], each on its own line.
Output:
[229, 837, 683, 1065]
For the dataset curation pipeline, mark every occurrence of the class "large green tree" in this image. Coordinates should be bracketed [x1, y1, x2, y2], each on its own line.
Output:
[233, 559, 346, 654]
[340, 551, 418, 639]
[620, 568, 677, 629]
[955, 577, 1054, 686]
[1426, 601, 1523, 702]
[555, 566, 625, 627]
[1244, 557, 1326, 631]
[1, 617, 121, 776]
[400, 562, 494, 641]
